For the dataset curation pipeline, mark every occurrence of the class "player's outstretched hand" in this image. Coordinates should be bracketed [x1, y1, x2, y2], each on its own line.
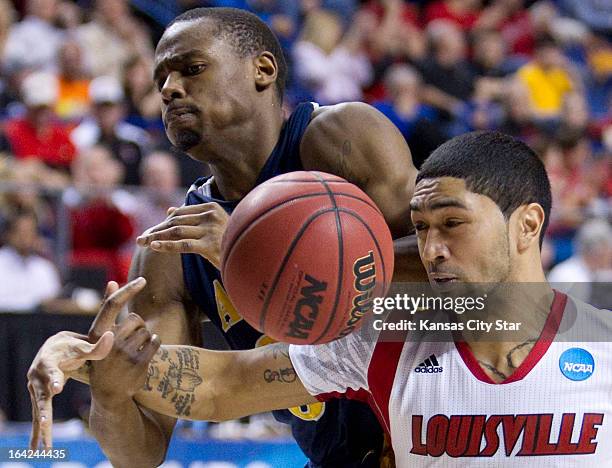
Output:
[27, 278, 148, 449]
[27, 331, 113, 449]
[136, 202, 229, 269]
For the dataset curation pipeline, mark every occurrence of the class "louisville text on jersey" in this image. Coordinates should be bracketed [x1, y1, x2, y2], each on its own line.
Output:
[411, 413, 603, 457]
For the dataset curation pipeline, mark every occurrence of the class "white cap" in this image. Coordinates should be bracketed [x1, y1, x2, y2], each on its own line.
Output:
[89, 75, 124, 104]
[21, 71, 58, 107]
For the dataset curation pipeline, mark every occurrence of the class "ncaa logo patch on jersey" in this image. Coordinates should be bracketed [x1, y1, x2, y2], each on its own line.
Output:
[559, 348, 594, 381]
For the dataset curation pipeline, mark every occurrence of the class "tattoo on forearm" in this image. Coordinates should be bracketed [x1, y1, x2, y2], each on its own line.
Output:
[263, 367, 297, 384]
[142, 347, 203, 417]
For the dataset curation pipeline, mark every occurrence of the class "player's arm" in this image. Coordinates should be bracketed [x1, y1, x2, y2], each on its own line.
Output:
[71, 342, 316, 422]
[301, 102, 426, 280]
[86, 247, 201, 468]
[28, 248, 200, 464]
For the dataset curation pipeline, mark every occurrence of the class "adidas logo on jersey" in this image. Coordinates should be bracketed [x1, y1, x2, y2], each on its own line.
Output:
[415, 354, 443, 373]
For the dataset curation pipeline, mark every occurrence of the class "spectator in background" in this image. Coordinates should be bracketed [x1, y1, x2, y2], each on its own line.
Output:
[4, 71, 76, 170]
[360, 0, 425, 67]
[71, 76, 150, 185]
[55, 38, 91, 121]
[131, 151, 183, 235]
[417, 20, 474, 127]
[3, 0, 62, 72]
[122, 55, 162, 131]
[554, 92, 590, 141]
[516, 35, 578, 119]
[67, 145, 134, 283]
[584, 35, 612, 119]
[0, 0, 16, 58]
[475, 0, 535, 56]
[548, 218, 612, 305]
[470, 29, 519, 78]
[560, 0, 612, 36]
[498, 79, 540, 144]
[0, 210, 61, 311]
[545, 136, 598, 263]
[424, 0, 482, 31]
[77, 0, 153, 79]
[292, 9, 372, 104]
[373, 64, 444, 167]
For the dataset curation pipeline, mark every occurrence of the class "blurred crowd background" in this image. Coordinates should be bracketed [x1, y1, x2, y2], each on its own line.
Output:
[0, 0, 610, 430]
[0, 0, 611, 314]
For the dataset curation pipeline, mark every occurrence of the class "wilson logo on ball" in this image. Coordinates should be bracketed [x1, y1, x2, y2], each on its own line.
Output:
[287, 274, 328, 340]
[340, 251, 376, 337]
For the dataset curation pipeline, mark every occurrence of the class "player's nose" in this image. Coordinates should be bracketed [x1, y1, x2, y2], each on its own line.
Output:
[160, 72, 187, 104]
[421, 230, 450, 264]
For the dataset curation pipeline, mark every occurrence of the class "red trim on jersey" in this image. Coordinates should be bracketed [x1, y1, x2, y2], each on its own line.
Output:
[455, 290, 567, 384]
[365, 337, 407, 437]
[315, 324, 407, 438]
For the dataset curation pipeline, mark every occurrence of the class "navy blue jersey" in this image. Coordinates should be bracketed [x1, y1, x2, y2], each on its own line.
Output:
[182, 103, 384, 467]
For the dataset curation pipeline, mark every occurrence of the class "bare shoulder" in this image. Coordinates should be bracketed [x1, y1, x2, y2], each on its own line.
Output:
[300, 102, 416, 237]
[301, 102, 414, 177]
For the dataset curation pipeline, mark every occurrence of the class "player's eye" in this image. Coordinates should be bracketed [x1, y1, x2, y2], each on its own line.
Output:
[414, 221, 428, 232]
[186, 64, 206, 75]
[444, 219, 463, 228]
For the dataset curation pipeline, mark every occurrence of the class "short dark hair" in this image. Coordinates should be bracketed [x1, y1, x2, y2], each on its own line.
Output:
[166, 7, 287, 101]
[417, 131, 552, 246]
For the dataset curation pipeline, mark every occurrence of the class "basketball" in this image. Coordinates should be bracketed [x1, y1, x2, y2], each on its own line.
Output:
[220, 171, 394, 345]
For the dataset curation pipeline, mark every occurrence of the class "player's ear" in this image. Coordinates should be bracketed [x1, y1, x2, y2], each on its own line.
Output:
[254, 51, 278, 92]
[515, 203, 545, 253]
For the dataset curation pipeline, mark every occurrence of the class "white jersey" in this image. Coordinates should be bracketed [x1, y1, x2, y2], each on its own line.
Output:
[289, 291, 612, 467]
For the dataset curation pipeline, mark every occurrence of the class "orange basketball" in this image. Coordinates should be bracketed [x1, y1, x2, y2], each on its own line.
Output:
[220, 171, 394, 345]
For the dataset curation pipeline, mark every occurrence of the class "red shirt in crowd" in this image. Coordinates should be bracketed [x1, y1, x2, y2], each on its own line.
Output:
[4, 118, 76, 168]
[424, 0, 480, 30]
[70, 199, 134, 283]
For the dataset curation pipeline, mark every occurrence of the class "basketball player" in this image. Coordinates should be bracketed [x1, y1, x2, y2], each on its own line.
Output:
[32, 131, 612, 465]
[27, 7, 424, 467]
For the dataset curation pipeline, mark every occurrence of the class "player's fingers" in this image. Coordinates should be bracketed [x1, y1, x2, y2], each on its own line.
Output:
[139, 334, 161, 363]
[69, 330, 114, 363]
[123, 327, 152, 355]
[40, 397, 54, 449]
[29, 383, 40, 449]
[148, 239, 202, 255]
[30, 381, 53, 448]
[86, 330, 115, 360]
[89, 277, 146, 339]
[168, 203, 222, 217]
[137, 213, 215, 244]
[102, 281, 119, 302]
[139, 226, 206, 245]
[113, 313, 146, 341]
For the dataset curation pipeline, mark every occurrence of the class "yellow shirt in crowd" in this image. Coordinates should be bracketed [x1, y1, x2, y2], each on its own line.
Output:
[516, 63, 573, 117]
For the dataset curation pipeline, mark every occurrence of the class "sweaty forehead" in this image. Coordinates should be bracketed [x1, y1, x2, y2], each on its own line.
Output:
[155, 19, 223, 63]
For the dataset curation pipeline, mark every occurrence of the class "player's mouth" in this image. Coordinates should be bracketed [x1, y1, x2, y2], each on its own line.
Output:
[430, 274, 460, 287]
[164, 105, 199, 125]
